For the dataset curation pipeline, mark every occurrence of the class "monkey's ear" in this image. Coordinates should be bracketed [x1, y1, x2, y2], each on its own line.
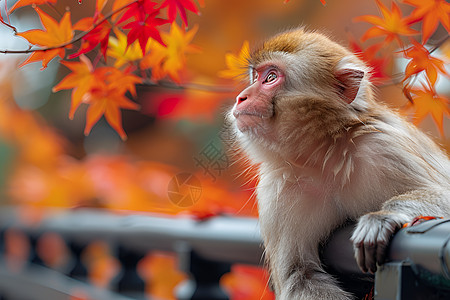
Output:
[335, 68, 365, 104]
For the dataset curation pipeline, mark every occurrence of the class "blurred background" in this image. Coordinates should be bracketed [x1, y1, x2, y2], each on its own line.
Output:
[0, 0, 448, 299]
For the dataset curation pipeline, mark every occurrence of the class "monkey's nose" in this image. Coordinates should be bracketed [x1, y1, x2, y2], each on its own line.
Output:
[237, 96, 247, 104]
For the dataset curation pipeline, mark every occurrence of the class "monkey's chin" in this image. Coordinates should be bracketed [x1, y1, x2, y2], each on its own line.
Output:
[235, 115, 268, 134]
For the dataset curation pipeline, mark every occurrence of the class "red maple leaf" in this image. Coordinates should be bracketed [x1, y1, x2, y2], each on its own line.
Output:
[159, 0, 199, 25]
[122, 13, 168, 55]
[70, 17, 112, 59]
[117, 0, 159, 23]
[348, 36, 389, 83]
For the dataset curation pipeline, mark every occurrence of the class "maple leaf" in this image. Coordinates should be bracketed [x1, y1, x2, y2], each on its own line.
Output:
[354, 0, 418, 46]
[117, 0, 159, 23]
[122, 12, 168, 55]
[403, 0, 450, 43]
[52, 55, 96, 119]
[137, 253, 187, 300]
[403, 86, 450, 136]
[9, 0, 57, 14]
[16, 7, 73, 69]
[107, 29, 144, 68]
[111, 0, 136, 21]
[159, 0, 199, 26]
[53, 56, 141, 139]
[218, 40, 250, 81]
[83, 81, 140, 140]
[403, 39, 448, 88]
[348, 36, 389, 82]
[70, 17, 112, 59]
[140, 23, 200, 83]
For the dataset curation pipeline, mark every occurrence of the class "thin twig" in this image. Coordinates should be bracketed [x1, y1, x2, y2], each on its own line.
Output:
[0, 0, 139, 54]
[46, 2, 63, 18]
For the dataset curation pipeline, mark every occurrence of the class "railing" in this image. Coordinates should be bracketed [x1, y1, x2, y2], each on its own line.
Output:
[0, 207, 449, 300]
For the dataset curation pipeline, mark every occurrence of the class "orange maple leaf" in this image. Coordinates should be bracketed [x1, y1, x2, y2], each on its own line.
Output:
[9, 0, 57, 14]
[403, 39, 448, 88]
[354, 0, 417, 46]
[403, 86, 450, 136]
[140, 22, 200, 83]
[403, 0, 450, 43]
[52, 55, 96, 119]
[53, 56, 141, 139]
[218, 40, 250, 81]
[16, 7, 73, 70]
[82, 71, 141, 140]
[137, 252, 187, 300]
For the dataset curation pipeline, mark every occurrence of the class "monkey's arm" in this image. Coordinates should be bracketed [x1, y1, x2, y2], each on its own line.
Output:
[350, 188, 450, 273]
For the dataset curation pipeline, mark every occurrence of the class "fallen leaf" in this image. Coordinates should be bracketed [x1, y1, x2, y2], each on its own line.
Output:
[137, 252, 187, 300]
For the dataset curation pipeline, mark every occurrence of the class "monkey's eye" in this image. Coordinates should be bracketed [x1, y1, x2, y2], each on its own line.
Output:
[264, 72, 277, 83]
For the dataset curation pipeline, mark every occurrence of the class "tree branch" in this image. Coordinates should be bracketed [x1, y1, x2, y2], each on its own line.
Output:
[0, 0, 139, 54]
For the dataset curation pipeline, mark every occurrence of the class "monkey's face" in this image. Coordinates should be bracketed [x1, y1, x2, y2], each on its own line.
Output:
[232, 62, 285, 135]
[230, 29, 369, 162]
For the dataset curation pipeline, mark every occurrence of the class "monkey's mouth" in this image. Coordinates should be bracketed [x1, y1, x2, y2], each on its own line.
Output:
[234, 112, 271, 133]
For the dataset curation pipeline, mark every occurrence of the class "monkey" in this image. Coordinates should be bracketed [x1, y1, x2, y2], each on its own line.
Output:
[227, 28, 450, 300]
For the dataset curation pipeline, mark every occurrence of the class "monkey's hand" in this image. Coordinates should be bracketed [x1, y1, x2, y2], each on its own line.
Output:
[350, 211, 410, 273]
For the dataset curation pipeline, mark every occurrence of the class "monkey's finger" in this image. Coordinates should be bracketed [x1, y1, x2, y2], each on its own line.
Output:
[365, 244, 377, 273]
[355, 243, 368, 273]
[376, 238, 389, 266]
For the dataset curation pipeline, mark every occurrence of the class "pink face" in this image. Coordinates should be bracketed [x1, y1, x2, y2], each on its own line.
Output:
[232, 64, 285, 133]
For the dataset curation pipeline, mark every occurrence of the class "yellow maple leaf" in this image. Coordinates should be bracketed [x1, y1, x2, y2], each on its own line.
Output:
[140, 22, 201, 83]
[16, 7, 73, 69]
[107, 29, 144, 68]
[218, 40, 250, 81]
